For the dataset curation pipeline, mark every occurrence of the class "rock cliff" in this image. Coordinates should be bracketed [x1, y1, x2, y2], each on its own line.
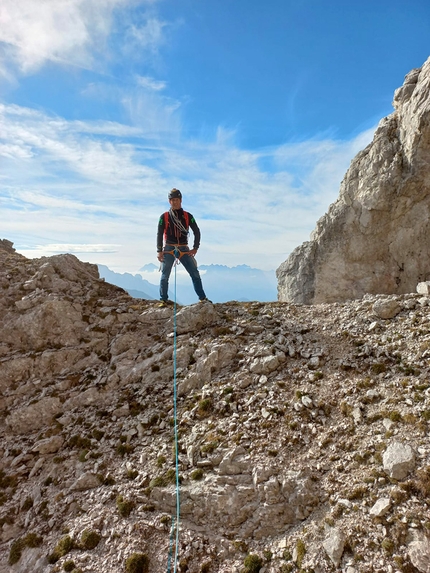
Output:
[277, 56, 430, 305]
[1, 241, 430, 573]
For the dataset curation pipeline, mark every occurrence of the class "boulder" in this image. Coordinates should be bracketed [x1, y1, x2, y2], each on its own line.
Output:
[382, 441, 415, 480]
[172, 303, 219, 334]
[408, 533, 430, 573]
[417, 281, 430, 295]
[70, 472, 100, 491]
[323, 527, 346, 566]
[32, 435, 64, 455]
[369, 497, 391, 517]
[372, 299, 402, 319]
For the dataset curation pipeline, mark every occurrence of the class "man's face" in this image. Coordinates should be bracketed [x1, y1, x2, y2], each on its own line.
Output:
[169, 197, 182, 209]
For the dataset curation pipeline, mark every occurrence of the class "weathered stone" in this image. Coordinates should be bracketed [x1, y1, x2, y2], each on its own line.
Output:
[4, 299, 85, 351]
[70, 472, 100, 491]
[352, 407, 362, 423]
[234, 372, 253, 389]
[408, 533, 430, 573]
[29, 457, 45, 478]
[383, 441, 415, 480]
[178, 372, 202, 397]
[172, 303, 219, 334]
[0, 238, 15, 253]
[277, 56, 430, 304]
[15, 547, 48, 573]
[372, 299, 402, 319]
[369, 497, 391, 517]
[6, 397, 62, 434]
[417, 282, 430, 295]
[323, 527, 346, 566]
[113, 403, 130, 417]
[32, 435, 64, 454]
[218, 446, 249, 475]
[64, 387, 102, 410]
[0, 357, 34, 394]
[249, 354, 281, 374]
[0, 521, 22, 543]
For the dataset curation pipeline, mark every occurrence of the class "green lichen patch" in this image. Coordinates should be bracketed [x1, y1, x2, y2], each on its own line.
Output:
[125, 552, 149, 573]
[80, 529, 101, 550]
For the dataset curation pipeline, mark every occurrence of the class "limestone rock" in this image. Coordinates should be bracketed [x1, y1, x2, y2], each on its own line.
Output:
[372, 299, 402, 319]
[32, 435, 64, 454]
[408, 533, 430, 573]
[172, 302, 219, 334]
[218, 446, 249, 475]
[277, 57, 430, 304]
[249, 354, 281, 374]
[177, 372, 202, 397]
[64, 387, 101, 410]
[11, 547, 47, 573]
[6, 397, 62, 434]
[3, 299, 85, 351]
[369, 497, 391, 517]
[1, 522, 22, 543]
[70, 472, 100, 491]
[0, 238, 16, 253]
[382, 441, 415, 480]
[323, 527, 346, 566]
[417, 281, 430, 295]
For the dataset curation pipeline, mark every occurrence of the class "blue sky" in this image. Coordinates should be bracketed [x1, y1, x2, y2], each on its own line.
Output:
[1, 0, 429, 272]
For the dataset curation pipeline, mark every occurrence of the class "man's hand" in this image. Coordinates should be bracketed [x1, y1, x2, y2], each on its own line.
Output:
[188, 249, 197, 257]
[157, 252, 164, 262]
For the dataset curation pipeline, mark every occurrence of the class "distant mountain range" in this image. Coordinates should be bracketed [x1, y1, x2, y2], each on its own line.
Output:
[98, 265, 158, 300]
[98, 263, 277, 304]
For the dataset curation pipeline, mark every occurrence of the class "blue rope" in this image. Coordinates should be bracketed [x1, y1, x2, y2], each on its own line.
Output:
[166, 249, 180, 573]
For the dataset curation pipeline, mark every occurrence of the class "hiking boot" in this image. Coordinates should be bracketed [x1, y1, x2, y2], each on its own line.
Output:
[199, 298, 212, 303]
[158, 300, 174, 308]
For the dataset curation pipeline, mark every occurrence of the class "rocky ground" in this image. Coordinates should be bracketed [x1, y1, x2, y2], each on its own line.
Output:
[0, 239, 429, 573]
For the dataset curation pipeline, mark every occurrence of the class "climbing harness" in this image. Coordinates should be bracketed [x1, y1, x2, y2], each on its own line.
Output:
[164, 244, 189, 260]
[158, 244, 198, 273]
[166, 248, 181, 573]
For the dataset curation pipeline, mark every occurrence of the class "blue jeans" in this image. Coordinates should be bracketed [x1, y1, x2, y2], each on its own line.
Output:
[159, 245, 207, 301]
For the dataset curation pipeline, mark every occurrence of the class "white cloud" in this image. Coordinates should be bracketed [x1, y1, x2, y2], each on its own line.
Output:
[0, 0, 163, 75]
[121, 89, 182, 137]
[0, 142, 34, 159]
[136, 75, 166, 91]
[0, 103, 163, 192]
[34, 243, 121, 254]
[1, 101, 376, 272]
[127, 17, 167, 54]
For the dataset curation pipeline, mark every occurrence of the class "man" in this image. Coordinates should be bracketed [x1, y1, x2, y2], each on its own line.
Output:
[157, 188, 211, 306]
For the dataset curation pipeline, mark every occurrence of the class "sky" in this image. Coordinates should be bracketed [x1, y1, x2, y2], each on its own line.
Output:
[1, 0, 429, 273]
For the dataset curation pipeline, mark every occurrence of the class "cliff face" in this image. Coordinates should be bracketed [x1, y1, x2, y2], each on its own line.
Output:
[277, 56, 430, 305]
[1, 242, 430, 573]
